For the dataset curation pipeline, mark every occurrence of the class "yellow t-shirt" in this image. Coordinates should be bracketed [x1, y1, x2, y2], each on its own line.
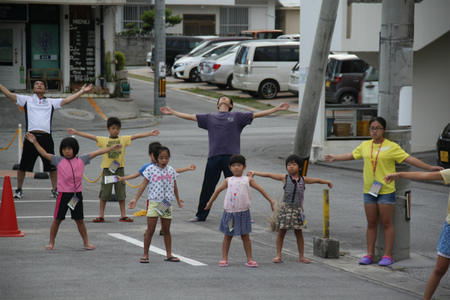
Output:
[352, 139, 409, 194]
[97, 136, 132, 168]
[441, 169, 450, 225]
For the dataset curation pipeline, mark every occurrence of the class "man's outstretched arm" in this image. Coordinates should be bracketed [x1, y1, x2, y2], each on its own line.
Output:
[252, 102, 290, 119]
[160, 106, 197, 121]
[0, 83, 18, 103]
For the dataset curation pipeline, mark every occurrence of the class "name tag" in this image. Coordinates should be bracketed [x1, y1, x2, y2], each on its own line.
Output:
[369, 180, 383, 197]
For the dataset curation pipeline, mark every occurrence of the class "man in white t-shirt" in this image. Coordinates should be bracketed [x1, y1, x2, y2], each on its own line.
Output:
[0, 80, 93, 198]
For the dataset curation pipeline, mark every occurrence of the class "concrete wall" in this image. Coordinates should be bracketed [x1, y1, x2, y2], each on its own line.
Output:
[412, 31, 450, 152]
[116, 35, 154, 66]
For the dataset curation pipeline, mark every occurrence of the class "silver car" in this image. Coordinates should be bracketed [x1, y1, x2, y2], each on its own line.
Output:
[288, 62, 299, 94]
[198, 43, 241, 89]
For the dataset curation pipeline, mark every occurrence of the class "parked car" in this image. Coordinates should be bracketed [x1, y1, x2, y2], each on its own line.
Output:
[358, 65, 379, 104]
[240, 29, 283, 39]
[325, 53, 368, 104]
[277, 34, 300, 41]
[437, 122, 450, 168]
[172, 41, 240, 82]
[198, 43, 241, 89]
[174, 37, 251, 62]
[288, 62, 300, 94]
[232, 40, 299, 99]
[149, 35, 214, 76]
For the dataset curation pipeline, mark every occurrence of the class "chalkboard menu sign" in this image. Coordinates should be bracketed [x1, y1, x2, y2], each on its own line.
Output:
[70, 7, 95, 83]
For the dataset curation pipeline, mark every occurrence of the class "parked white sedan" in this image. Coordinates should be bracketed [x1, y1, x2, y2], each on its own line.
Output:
[172, 41, 240, 82]
[199, 43, 241, 89]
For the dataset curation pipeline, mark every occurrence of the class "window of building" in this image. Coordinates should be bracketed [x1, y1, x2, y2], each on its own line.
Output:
[183, 14, 216, 35]
[123, 5, 152, 30]
[220, 7, 248, 36]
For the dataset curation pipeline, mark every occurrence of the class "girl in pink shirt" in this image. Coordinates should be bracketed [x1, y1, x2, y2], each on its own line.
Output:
[205, 154, 275, 268]
[26, 132, 121, 251]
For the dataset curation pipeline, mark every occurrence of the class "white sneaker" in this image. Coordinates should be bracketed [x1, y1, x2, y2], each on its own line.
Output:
[50, 189, 58, 198]
[14, 188, 23, 198]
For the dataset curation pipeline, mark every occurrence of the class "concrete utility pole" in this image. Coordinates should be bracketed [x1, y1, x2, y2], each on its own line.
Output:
[292, 0, 339, 174]
[153, 0, 166, 115]
[376, 0, 415, 261]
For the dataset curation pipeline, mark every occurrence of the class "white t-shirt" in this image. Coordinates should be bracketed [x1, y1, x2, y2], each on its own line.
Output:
[16, 94, 63, 133]
[142, 164, 178, 203]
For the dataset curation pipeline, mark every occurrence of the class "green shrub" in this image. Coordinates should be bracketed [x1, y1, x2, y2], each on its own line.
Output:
[115, 52, 126, 71]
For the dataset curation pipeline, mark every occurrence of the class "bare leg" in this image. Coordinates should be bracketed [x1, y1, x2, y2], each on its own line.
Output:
[364, 203, 379, 258]
[118, 200, 127, 218]
[378, 204, 395, 257]
[274, 229, 287, 261]
[49, 170, 57, 191]
[423, 255, 450, 300]
[222, 235, 233, 262]
[143, 217, 158, 259]
[98, 199, 107, 219]
[74, 219, 94, 248]
[241, 233, 253, 263]
[160, 218, 176, 259]
[47, 219, 63, 249]
[17, 170, 26, 189]
[294, 229, 306, 260]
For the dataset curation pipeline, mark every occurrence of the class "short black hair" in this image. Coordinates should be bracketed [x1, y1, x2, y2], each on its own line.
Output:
[229, 154, 246, 166]
[285, 154, 303, 169]
[217, 96, 233, 112]
[107, 117, 121, 128]
[148, 141, 162, 154]
[369, 116, 387, 129]
[154, 146, 171, 161]
[59, 137, 79, 157]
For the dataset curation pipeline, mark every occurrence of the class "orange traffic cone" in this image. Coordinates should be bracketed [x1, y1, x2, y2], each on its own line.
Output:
[0, 176, 25, 237]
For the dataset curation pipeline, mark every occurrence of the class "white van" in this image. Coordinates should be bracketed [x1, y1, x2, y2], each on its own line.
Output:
[232, 40, 299, 99]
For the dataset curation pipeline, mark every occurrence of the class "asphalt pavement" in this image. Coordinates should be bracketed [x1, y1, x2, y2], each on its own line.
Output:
[0, 67, 449, 299]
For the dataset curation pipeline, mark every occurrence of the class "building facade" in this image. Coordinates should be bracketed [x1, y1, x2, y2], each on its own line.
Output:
[0, 1, 124, 91]
[115, 0, 278, 36]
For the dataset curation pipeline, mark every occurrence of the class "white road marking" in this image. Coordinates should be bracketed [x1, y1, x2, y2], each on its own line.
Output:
[17, 215, 123, 219]
[108, 233, 207, 267]
[9, 200, 99, 203]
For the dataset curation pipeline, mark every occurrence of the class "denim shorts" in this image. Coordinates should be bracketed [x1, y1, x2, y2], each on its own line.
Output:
[437, 221, 450, 258]
[363, 192, 396, 205]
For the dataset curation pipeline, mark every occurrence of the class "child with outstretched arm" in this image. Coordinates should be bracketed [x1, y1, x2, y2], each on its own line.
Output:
[26, 132, 122, 251]
[205, 154, 275, 268]
[67, 117, 159, 223]
[248, 154, 333, 263]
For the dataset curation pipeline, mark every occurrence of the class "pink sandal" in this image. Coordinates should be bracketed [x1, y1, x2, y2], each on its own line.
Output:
[245, 261, 258, 268]
[219, 261, 228, 267]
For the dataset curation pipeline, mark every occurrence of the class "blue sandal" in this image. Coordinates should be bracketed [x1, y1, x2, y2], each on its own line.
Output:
[378, 256, 394, 266]
[359, 255, 374, 265]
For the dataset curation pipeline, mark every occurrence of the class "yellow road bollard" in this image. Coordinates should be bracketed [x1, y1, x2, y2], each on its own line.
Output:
[323, 189, 329, 239]
[313, 188, 339, 258]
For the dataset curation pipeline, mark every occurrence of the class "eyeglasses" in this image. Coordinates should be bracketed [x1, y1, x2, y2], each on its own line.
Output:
[369, 127, 384, 131]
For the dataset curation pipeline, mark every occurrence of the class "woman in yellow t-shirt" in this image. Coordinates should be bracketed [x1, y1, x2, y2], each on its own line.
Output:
[324, 116, 443, 266]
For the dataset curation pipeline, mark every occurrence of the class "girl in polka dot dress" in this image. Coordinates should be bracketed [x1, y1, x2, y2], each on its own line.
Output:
[205, 154, 275, 268]
[128, 146, 184, 263]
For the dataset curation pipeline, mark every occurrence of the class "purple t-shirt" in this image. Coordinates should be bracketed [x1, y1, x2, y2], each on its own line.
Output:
[196, 111, 253, 157]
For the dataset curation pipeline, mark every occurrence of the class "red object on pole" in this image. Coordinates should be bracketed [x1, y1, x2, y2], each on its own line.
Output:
[0, 176, 25, 237]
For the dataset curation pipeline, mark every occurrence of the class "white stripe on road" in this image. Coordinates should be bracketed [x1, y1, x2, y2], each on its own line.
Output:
[17, 214, 123, 219]
[108, 233, 207, 267]
[8, 200, 99, 203]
